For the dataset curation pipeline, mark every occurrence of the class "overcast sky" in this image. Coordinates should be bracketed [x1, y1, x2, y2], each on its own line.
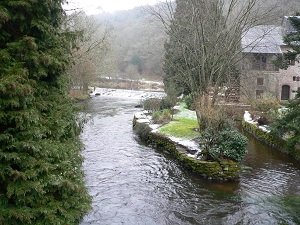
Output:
[65, 0, 159, 15]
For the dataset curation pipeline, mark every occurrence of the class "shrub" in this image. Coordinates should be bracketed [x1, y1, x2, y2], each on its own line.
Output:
[143, 98, 162, 111]
[199, 128, 248, 162]
[184, 94, 195, 110]
[143, 96, 177, 112]
[251, 93, 280, 113]
[196, 97, 235, 132]
[152, 111, 161, 123]
[151, 109, 172, 124]
[160, 96, 177, 110]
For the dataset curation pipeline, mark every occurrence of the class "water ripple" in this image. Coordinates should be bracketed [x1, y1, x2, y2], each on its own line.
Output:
[80, 95, 300, 225]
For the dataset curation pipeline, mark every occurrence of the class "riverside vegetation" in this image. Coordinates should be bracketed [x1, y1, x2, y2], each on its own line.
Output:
[136, 91, 300, 180]
[134, 97, 248, 181]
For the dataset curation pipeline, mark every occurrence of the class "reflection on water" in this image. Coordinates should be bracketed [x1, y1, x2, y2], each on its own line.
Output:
[80, 93, 300, 225]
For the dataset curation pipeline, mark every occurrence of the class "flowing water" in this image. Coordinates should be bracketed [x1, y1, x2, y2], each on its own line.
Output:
[80, 90, 300, 225]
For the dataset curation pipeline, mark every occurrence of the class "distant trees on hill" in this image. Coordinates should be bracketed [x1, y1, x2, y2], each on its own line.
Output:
[96, 7, 167, 81]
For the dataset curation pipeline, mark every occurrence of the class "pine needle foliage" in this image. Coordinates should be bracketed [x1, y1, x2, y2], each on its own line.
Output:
[0, 0, 91, 224]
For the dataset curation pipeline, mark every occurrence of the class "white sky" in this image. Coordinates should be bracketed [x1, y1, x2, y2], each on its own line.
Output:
[65, 0, 159, 15]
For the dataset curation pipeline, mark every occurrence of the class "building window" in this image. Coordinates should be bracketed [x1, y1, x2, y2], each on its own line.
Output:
[293, 76, 300, 81]
[256, 90, 264, 98]
[253, 53, 267, 70]
[257, 78, 264, 85]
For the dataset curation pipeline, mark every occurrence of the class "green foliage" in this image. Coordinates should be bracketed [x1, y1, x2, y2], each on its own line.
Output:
[159, 104, 199, 139]
[284, 15, 300, 54]
[0, 0, 91, 224]
[251, 93, 280, 113]
[200, 128, 248, 162]
[160, 95, 177, 110]
[130, 54, 143, 74]
[271, 91, 300, 151]
[184, 94, 195, 110]
[151, 110, 161, 123]
[250, 93, 280, 125]
[151, 109, 172, 124]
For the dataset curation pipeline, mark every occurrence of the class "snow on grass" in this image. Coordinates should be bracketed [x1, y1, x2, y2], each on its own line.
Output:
[157, 102, 201, 155]
[173, 102, 197, 120]
[135, 101, 201, 156]
[159, 102, 199, 139]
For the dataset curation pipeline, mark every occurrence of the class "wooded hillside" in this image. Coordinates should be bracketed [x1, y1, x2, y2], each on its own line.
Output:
[92, 0, 299, 82]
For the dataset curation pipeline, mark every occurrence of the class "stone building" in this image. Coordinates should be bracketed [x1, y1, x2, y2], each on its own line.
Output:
[240, 16, 300, 100]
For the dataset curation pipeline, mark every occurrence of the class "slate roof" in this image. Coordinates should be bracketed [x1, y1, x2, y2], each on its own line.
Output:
[242, 25, 285, 54]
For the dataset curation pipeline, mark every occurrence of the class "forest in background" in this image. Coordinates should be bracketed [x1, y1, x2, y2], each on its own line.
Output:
[67, 0, 300, 96]
[95, 7, 167, 82]
[91, 0, 299, 82]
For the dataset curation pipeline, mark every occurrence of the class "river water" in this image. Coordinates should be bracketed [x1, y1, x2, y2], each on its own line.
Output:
[80, 90, 300, 225]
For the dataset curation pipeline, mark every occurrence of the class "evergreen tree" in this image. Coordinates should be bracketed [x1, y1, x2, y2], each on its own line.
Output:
[271, 15, 300, 150]
[271, 92, 300, 150]
[284, 14, 300, 54]
[0, 1, 91, 224]
[163, 0, 193, 96]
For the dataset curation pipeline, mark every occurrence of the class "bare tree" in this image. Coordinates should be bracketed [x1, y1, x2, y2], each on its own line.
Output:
[66, 11, 112, 92]
[149, 0, 286, 131]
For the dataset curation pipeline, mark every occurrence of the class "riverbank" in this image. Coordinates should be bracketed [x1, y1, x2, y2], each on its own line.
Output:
[133, 109, 241, 181]
[80, 91, 300, 224]
[242, 111, 300, 162]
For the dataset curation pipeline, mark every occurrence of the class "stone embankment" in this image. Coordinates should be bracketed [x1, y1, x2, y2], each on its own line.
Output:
[133, 111, 241, 181]
[242, 111, 300, 162]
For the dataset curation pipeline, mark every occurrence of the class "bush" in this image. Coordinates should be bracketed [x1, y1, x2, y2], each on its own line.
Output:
[143, 98, 162, 111]
[184, 94, 195, 110]
[151, 109, 172, 124]
[251, 93, 280, 113]
[160, 96, 176, 110]
[199, 128, 248, 162]
[143, 96, 177, 112]
[196, 97, 235, 132]
[152, 111, 161, 123]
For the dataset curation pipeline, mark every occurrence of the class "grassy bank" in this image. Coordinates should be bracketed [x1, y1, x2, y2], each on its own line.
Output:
[158, 102, 200, 139]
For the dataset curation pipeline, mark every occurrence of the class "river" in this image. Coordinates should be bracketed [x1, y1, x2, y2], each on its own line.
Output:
[80, 89, 300, 225]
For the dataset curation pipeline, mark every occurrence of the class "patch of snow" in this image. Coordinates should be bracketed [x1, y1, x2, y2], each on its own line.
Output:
[137, 119, 151, 124]
[187, 153, 197, 159]
[244, 111, 258, 125]
[135, 112, 146, 119]
[168, 136, 201, 153]
[173, 104, 197, 120]
[91, 88, 165, 100]
[259, 125, 270, 133]
[244, 111, 271, 133]
[149, 124, 161, 131]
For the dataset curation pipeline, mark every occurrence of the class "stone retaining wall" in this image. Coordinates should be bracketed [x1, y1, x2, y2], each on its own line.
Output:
[133, 115, 241, 181]
[242, 120, 300, 162]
